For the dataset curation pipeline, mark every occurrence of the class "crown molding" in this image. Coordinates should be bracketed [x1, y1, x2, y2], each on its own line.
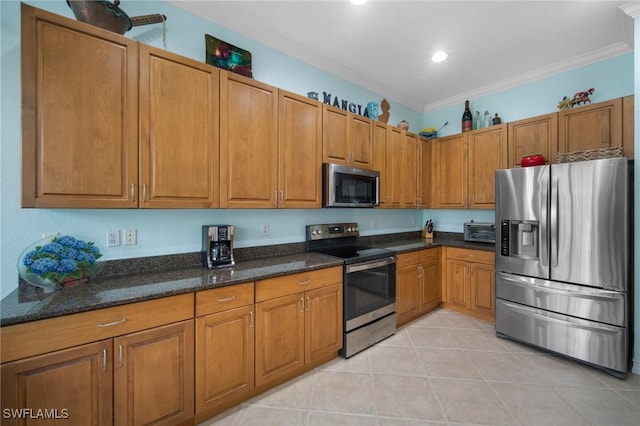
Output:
[423, 42, 632, 113]
[620, 2, 640, 19]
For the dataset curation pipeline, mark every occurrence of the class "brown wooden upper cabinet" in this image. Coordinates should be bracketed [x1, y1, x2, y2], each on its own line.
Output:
[558, 98, 622, 155]
[322, 104, 373, 168]
[507, 113, 558, 168]
[139, 45, 220, 208]
[432, 125, 506, 209]
[220, 71, 279, 208]
[21, 4, 139, 208]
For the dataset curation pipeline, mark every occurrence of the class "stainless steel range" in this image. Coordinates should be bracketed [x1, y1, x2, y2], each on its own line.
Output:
[306, 223, 397, 358]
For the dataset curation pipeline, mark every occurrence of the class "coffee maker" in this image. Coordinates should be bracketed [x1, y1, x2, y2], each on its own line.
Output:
[202, 225, 235, 269]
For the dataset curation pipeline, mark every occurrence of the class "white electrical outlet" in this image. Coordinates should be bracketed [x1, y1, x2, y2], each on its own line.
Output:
[261, 224, 269, 236]
[107, 230, 120, 247]
[124, 229, 137, 245]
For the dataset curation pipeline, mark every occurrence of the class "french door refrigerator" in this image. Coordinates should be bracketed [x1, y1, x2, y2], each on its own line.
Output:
[495, 157, 633, 377]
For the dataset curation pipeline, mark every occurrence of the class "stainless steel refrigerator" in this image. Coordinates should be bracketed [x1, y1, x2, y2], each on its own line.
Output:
[495, 157, 633, 377]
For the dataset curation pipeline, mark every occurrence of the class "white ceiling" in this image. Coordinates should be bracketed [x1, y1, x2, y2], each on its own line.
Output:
[169, 1, 635, 112]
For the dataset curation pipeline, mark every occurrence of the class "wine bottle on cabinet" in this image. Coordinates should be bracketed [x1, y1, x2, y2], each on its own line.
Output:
[462, 100, 472, 132]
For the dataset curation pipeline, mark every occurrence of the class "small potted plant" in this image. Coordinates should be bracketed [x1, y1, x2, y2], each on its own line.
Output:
[18, 235, 103, 290]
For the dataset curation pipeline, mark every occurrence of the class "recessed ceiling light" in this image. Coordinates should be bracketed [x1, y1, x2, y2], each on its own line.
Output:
[432, 51, 448, 63]
[350, 0, 368, 5]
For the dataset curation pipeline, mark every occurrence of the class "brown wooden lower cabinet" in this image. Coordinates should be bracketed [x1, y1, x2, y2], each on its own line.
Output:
[396, 248, 441, 326]
[444, 247, 496, 322]
[1, 320, 194, 426]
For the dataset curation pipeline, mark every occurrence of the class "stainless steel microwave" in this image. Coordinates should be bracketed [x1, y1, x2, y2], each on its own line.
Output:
[323, 163, 380, 208]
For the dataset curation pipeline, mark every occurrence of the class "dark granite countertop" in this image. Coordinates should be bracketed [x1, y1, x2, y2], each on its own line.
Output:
[1, 232, 494, 327]
[1, 253, 342, 327]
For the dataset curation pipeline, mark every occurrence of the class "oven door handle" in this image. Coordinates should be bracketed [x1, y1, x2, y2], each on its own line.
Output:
[346, 256, 397, 273]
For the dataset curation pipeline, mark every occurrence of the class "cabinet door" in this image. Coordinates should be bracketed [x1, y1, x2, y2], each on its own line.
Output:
[220, 71, 278, 208]
[114, 320, 194, 426]
[372, 122, 389, 207]
[350, 115, 373, 167]
[322, 105, 350, 165]
[446, 259, 469, 310]
[558, 98, 622, 154]
[418, 137, 433, 208]
[278, 91, 322, 208]
[396, 264, 421, 326]
[255, 293, 305, 387]
[305, 283, 343, 363]
[21, 4, 138, 208]
[471, 263, 496, 320]
[468, 124, 507, 209]
[433, 134, 467, 208]
[139, 45, 220, 208]
[420, 260, 441, 313]
[1, 340, 112, 426]
[195, 306, 254, 415]
[507, 113, 558, 167]
[402, 132, 419, 208]
[386, 126, 404, 208]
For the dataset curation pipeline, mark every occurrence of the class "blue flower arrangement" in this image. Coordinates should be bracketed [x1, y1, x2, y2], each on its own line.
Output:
[19, 235, 103, 288]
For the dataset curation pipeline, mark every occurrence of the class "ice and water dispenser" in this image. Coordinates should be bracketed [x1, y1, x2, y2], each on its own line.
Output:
[500, 220, 540, 260]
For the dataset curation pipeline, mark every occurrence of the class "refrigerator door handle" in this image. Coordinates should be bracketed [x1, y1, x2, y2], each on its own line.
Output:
[550, 175, 559, 268]
[540, 173, 549, 268]
[498, 273, 623, 301]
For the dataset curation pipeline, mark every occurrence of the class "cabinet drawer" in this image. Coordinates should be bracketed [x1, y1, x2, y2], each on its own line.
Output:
[1, 293, 194, 363]
[256, 267, 342, 302]
[196, 282, 254, 316]
[446, 247, 495, 265]
[420, 247, 441, 263]
[396, 251, 420, 267]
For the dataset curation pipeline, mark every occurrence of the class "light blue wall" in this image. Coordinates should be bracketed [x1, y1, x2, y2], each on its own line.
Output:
[424, 53, 634, 138]
[0, 0, 424, 298]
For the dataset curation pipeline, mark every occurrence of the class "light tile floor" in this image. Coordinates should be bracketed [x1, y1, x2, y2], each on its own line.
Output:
[198, 308, 640, 426]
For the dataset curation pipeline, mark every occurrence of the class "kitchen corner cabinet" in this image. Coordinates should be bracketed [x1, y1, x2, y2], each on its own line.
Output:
[433, 125, 506, 209]
[255, 267, 342, 388]
[21, 4, 139, 208]
[220, 71, 278, 208]
[507, 113, 558, 168]
[1, 294, 195, 426]
[444, 247, 495, 322]
[139, 45, 220, 208]
[322, 104, 373, 167]
[195, 283, 255, 422]
[467, 124, 507, 208]
[418, 137, 433, 209]
[396, 248, 441, 327]
[432, 133, 467, 208]
[558, 98, 622, 155]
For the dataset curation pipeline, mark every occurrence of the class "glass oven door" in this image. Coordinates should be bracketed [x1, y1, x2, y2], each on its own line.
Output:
[344, 256, 396, 331]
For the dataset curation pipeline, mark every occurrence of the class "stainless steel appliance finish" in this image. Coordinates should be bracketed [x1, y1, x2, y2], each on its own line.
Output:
[463, 222, 496, 243]
[306, 223, 397, 358]
[202, 225, 235, 269]
[495, 157, 632, 377]
[323, 163, 380, 208]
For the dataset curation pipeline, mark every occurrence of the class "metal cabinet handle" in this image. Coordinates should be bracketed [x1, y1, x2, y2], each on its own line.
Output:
[217, 295, 236, 302]
[279, 190, 284, 203]
[102, 349, 108, 372]
[118, 345, 123, 368]
[142, 183, 147, 202]
[300, 297, 304, 313]
[130, 183, 135, 202]
[98, 318, 127, 327]
[306, 296, 310, 311]
[298, 279, 311, 286]
[274, 191, 278, 205]
[249, 310, 254, 328]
